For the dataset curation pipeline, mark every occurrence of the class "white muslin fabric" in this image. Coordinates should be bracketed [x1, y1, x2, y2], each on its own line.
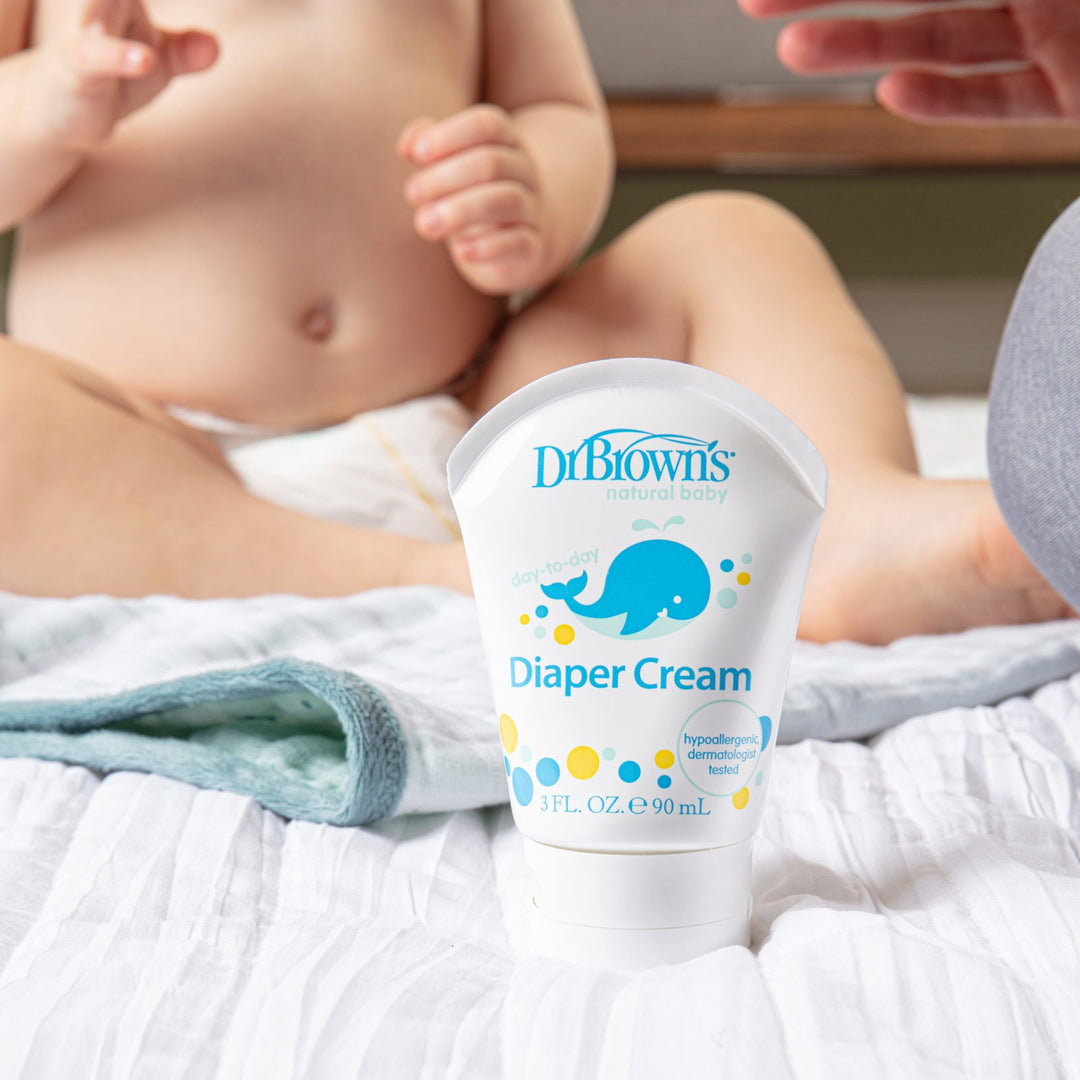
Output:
[1, 396, 1077, 1078]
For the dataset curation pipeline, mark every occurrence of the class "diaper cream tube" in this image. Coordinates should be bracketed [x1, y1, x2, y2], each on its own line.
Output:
[448, 358, 827, 969]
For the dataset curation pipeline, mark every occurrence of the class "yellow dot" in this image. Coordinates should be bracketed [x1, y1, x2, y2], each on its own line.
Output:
[736, 572, 751, 586]
[654, 750, 675, 769]
[732, 787, 749, 810]
[567, 745, 599, 779]
[499, 713, 518, 753]
[519, 614, 530, 625]
[553, 624, 575, 645]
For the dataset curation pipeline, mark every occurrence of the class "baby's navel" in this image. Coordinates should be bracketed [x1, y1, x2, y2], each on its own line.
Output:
[299, 299, 336, 343]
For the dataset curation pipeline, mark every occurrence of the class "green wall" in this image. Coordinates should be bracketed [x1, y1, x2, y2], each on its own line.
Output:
[594, 168, 1080, 279]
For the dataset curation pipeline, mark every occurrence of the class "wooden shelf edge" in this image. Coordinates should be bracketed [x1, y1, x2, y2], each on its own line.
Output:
[608, 98, 1080, 171]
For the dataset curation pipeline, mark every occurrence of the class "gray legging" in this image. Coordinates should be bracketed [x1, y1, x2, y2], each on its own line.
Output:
[988, 198, 1080, 610]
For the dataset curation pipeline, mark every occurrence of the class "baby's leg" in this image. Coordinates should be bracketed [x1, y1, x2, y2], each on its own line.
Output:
[0, 338, 465, 597]
[988, 197, 1080, 611]
[474, 193, 1068, 643]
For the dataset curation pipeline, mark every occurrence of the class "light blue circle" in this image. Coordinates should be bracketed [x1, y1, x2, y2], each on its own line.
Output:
[716, 588, 738, 609]
[536, 758, 560, 786]
[535, 605, 549, 618]
[520, 746, 533, 763]
[755, 771, 763, 786]
[658, 774, 672, 790]
[602, 747, 616, 761]
[618, 760, 641, 783]
[720, 558, 735, 573]
[504, 756, 510, 776]
[512, 767, 533, 807]
[741, 553, 753, 565]
[533, 626, 545, 639]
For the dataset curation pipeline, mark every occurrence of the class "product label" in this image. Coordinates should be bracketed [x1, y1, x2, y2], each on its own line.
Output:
[533, 429, 734, 489]
[497, 511, 771, 816]
[451, 370, 823, 847]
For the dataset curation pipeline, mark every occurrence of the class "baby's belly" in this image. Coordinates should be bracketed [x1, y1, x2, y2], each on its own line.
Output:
[8, 4, 499, 427]
[11, 201, 500, 427]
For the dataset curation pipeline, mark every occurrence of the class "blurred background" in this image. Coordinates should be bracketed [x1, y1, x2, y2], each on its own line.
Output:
[576, 0, 1080, 393]
[4, 0, 1080, 392]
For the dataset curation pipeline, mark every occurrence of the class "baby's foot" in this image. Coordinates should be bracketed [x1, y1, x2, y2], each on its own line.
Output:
[798, 469, 1072, 644]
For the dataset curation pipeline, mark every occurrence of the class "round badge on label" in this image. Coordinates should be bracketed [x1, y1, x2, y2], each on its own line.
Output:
[678, 699, 763, 796]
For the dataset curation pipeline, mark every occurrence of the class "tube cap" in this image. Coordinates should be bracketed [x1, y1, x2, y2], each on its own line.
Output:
[523, 838, 753, 970]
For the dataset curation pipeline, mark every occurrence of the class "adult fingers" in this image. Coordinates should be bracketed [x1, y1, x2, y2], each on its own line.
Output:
[877, 68, 1062, 123]
[778, 9, 1024, 74]
[738, 0, 952, 18]
[413, 181, 537, 240]
[405, 146, 536, 206]
[405, 105, 518, 166]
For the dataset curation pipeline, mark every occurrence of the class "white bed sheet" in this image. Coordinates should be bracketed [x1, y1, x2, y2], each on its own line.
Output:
[1, 397, 1078, 1080]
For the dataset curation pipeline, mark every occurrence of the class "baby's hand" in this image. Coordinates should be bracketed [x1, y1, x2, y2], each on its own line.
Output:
[21, 0, 217, 153]
[398, 106, 545, 296]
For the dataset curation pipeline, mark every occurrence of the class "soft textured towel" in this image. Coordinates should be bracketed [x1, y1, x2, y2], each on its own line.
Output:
[4, 393, 1076, 824]
[2, 587, 1078, 823]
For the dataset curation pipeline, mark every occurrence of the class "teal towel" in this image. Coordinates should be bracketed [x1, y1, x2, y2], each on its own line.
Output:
[2, 590, 1078, 826]
[0, 658, 406, 825]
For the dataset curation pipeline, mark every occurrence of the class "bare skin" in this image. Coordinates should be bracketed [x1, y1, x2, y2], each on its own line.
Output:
[0, 0, 1067, 641]
[737, 0, 1080, 124]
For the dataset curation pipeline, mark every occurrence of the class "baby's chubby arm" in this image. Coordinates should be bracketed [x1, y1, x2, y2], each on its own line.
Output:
[397, 0, 614, 296]
[0, 0, 217, 232]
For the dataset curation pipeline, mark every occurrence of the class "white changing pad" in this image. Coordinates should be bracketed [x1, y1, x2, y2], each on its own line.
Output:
[1, 395, 1078, 1079]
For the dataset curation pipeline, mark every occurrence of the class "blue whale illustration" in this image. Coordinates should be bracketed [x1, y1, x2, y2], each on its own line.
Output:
[541, 539, 711, 637]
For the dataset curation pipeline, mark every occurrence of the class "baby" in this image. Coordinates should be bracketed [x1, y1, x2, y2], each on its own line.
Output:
[0, 0, 1067, 643]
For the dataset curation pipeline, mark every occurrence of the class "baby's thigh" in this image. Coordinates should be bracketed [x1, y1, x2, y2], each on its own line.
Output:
[469, 191, 794, 413]
[0, 336, 230, 470]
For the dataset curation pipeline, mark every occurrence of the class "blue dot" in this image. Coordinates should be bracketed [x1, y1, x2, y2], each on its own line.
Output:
[658, 774, 672, 789]
[759, 714, 772, 750]
[512, 767, 534, 806]
[741, 553, 753, 565]
[535, 605, 549, 618]
[504, 756, 510, 775]
[536, 757, 560, 786]
[720, 559, 735, 573]
[618, 760, 641, 783]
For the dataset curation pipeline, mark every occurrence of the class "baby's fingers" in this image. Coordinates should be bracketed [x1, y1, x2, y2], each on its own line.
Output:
[414, 180, 537, 241]
[405, 146, 536, 206]
[67, 26, 155, 82]
[406, 104, 517, 165]
[159, 29, 219, 78]
[451, 225, 541, 265]
[396, 116, 435, 159]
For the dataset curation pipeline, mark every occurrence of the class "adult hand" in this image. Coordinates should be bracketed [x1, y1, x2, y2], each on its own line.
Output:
[21, 0, 218, 151]
[737, 0, 1080, 124]
[398, 105, 546, 295]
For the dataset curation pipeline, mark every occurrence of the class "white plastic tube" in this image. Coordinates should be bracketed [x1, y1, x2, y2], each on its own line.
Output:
[448, 358, 827, 969]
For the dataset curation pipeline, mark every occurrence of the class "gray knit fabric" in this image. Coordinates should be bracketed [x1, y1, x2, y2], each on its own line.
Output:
[988, 198, 1080, 610]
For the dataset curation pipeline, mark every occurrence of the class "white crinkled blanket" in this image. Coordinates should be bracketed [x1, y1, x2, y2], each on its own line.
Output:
[0, 395, 1078, 1078]
[0, 661, 1078, 1077]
